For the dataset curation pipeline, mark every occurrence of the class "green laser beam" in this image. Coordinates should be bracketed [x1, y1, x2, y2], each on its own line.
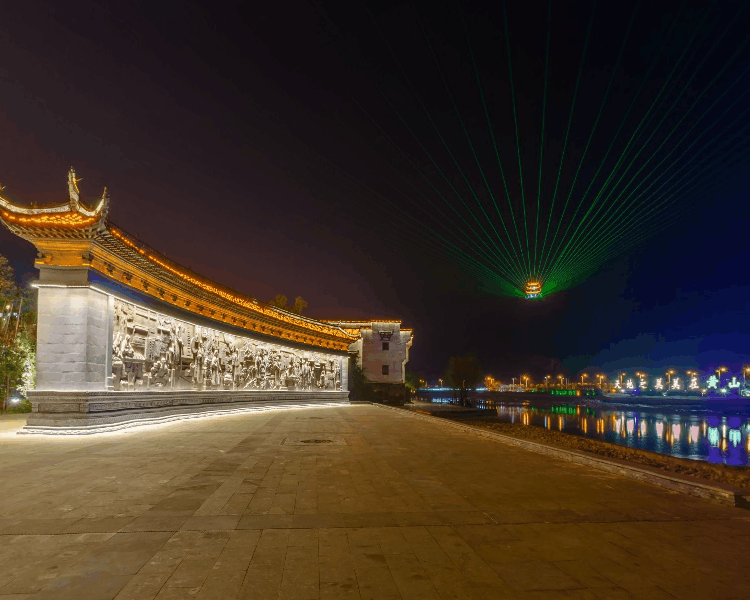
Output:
[537, 1, 639, 277]
[503, 2, 532, 278]
[362, 6, 528, 280]
[541, 0, 720, 278]
[550, 37, 750, 277]
[548, 113, 750, 281]
[549, 0, 745, 273]
[537, 2, 596, 277]
[534, 0, 552, 275]
[414, 7, 527, 284]
[461, 4, 527, 279]
[535, 0, 690, 281]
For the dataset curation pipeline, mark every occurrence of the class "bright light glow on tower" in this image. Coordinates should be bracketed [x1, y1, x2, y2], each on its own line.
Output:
[525, 280, 542, 298]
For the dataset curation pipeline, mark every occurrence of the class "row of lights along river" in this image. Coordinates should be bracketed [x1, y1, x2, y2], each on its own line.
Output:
[417, 388, 750, 466]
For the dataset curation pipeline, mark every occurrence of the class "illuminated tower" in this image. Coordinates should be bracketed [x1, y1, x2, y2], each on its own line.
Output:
[524, 280, 542, 299]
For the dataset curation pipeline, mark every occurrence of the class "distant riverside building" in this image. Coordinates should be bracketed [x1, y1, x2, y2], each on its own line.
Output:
[322, 319, 413, 404]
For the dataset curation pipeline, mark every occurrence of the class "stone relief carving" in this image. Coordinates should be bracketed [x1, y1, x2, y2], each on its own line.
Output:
[112, 298, 344, 392]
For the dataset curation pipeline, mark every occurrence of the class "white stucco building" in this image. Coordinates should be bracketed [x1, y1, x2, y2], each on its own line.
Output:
[323, 319, 413, 402]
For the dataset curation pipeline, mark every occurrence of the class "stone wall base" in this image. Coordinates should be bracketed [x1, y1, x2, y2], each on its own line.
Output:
[23, 390, 350, 434]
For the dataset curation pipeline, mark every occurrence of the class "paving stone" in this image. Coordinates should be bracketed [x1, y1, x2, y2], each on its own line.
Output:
[1, 405, 749, 600]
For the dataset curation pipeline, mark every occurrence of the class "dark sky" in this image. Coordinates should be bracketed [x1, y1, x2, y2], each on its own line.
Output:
[1, 0, 749, 381]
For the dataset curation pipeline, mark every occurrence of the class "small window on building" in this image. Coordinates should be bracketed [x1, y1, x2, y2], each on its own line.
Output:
[382, 365, 389, 375]
[382, 342, 389, 351]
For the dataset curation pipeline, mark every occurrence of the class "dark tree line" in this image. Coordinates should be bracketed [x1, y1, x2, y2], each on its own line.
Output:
[0, 254, 36, 411]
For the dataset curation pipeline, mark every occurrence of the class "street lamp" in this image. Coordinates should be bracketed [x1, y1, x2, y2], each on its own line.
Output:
[557, 374, 563, 389]
[597, 373, 605, 387]
[512, 377, 517, 391]
[580, 373, 588, 386]
[716, 366, 727, 386]
[743, 367, 750, 384]
[544, 375, 550, 390]
[522, 375, 530, 389]
[666, 369, 676, 385]
[620, 372, 626, 385]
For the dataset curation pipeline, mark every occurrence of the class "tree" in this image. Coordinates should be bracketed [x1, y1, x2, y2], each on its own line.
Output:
[404, 369, 420, 393]
[291, 296, 308, 315]
[445, 356, 483, 407]
[0, 254, 36, 410]
[269, 294, 288, 310]
[269, 294, 308, 315]
[0, 255, 15, 298]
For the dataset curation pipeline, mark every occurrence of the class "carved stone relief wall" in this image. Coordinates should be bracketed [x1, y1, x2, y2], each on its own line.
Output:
[112, 298, 344, 392]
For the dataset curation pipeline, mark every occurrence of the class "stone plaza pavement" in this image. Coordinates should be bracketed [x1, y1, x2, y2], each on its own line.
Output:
[0, 405, 749, 600]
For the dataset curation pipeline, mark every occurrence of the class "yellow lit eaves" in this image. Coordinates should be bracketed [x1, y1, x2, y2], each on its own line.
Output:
[2, 210, 98, 228]
[109, 227, 355, 341]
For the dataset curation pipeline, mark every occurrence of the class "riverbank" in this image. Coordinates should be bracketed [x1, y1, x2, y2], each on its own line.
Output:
[404, 403, 750, 491]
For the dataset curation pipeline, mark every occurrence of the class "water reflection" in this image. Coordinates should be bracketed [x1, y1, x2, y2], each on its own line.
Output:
[419, 392, 750, 465]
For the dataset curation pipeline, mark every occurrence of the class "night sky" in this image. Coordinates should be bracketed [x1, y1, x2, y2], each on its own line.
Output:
[1, 0, 748, 381]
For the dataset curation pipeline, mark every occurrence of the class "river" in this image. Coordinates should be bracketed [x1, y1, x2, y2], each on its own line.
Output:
[417, 392, 750, 466]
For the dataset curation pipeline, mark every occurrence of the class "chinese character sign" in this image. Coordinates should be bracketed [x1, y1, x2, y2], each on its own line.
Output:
[728, 376, 740, 389]
[613, 381, 622, 391]
[626, 379, 634, 390]
[706, 375, 718, 389]
[688, 376, 699, 390]
[655, 378, 664, 390]
[639, 378, 647, 389]
[670, 377, 681, 390]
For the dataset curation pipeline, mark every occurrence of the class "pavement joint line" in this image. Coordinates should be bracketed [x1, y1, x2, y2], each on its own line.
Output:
[1, 516, 742, 535]
[371, 403, 750, 508]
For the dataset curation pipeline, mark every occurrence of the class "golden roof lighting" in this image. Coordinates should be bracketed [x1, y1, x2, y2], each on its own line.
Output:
[525, 281, 542, 298]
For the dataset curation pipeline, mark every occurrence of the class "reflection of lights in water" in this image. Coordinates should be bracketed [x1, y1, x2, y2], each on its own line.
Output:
[582, 419, 587, 434]
[708, 427, 720, 447]
[672, 424, 681, 441]
[689, 426, 699, 443]
[640, 421, 647, 436]
[703, 422, 707, 435]
[558, 416, 563, 431]
[656, 422, 664, 438]
[720, 438, 728, 451]
[626, 419, 634, 436]
[729, 429, 741, 446]
[522, 412, 529, 426]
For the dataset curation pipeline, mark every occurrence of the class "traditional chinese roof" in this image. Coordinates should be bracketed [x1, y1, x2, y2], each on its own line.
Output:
[321, 319, 414, 340]
[0, 169, 356, 351]
[0, 168, 109, 240]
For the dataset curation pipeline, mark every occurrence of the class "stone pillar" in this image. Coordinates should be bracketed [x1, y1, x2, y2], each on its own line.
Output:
[340, 356, 349, 393]
[35, 267, 111, 392]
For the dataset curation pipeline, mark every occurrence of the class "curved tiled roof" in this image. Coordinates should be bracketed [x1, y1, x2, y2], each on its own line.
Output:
[0, 169, 357, 350]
